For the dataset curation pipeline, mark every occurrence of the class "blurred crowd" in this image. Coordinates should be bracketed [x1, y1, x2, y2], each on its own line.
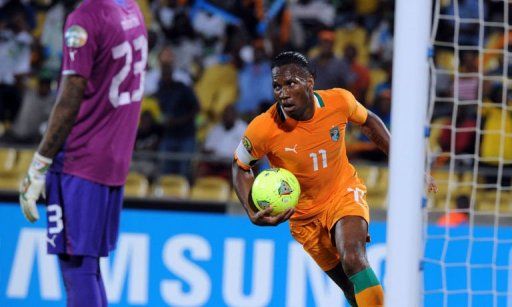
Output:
[0, 0, 510, 188]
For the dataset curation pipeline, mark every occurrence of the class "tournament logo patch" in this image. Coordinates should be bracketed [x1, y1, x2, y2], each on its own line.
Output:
[65, 25, 88, 48]
[330, 126, 340, 141]
[242, 136, 253, 153]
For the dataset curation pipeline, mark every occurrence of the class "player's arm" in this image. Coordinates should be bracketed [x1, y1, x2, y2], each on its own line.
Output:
[232, 127, 293, 226]
[38, 75, 86, 158]
[19, 75, 86, 223]
[232, 161, 294, 226]
[351, 98, 437, 193]
[360, 110, 390, 156]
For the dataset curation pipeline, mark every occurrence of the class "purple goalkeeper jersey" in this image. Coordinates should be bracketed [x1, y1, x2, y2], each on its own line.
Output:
[51, 0, 148, 186]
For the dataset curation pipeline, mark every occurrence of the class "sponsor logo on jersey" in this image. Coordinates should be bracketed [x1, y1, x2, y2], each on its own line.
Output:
[330, 126, 340, 141]
[242, 136, 252, 154]
[284, 144, 298, 154]
[65, 25, 88, 48]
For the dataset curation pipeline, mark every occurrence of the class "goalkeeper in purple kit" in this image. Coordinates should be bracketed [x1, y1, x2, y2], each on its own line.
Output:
[18, 0, 148, 305]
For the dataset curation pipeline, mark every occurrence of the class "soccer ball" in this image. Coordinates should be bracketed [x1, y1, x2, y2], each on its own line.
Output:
[251, 168, 301, 215]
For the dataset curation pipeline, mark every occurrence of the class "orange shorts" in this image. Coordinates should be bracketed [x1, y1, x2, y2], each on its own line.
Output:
[289, 182, 370, 271]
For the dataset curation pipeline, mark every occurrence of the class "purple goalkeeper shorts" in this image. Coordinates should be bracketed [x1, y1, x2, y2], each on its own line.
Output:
[45, 171, 124, 257]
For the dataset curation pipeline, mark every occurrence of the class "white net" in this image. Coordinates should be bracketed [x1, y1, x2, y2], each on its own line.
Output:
[424, 0, 512, 306]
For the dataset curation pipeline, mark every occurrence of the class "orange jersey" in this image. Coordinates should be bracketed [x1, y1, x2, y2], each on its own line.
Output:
[235, 88, 368, 219]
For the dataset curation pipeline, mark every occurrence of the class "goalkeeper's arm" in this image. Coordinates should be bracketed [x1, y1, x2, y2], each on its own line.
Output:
[19, 75, 86, 223]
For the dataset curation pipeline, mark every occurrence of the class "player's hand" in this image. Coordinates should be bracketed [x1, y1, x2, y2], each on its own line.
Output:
[19, 153, 52, 223]
[250, 207, 295, 226]
[425, 173, 438, 194]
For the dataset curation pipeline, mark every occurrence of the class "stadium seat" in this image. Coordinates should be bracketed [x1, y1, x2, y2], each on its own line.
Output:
[13, 149, 36, 175]
[230, 189, 240, 203]
[366, 68, 388, 102]
[430, 169, 472, 208]
[0, 149, 35, 192]
[334, 26, 369, 64]
[0, 148, 17, 174]
[190, 176, 231, 202]
[0, 171, 24, 191]
[124, 172, 149, 198]
[355, 165, 380, 189]
[152, 175, 190, 199]
[476, 190, 512, 213]
[435, 49, 454, 70]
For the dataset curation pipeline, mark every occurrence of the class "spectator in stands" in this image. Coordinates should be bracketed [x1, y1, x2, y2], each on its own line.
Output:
[157, 56, 200, 181]
[479, 86, 512, 187]
[372, 61, 392, 102]
[155, 0, 195, 44]
[437, 194, 470, 227]
[199, 104, 247, 179]
[39, 0, 77, 78]
[451, 50, 479, 101]
[2, 72, 55, 144]
[132, 110, 163, 180]
[342, 43, 370, 102]
[443, 0, 482, 46]
[369, 16, 394, 66]
[236, 38, 274, 121]
[310, 29, 347, 90]
[436, 105, 477, 168]
[145, 44, 192, 97]
[0, 10, 32, 124]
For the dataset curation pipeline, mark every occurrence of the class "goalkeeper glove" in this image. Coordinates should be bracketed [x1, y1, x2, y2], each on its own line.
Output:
[19, 152, 52, 223]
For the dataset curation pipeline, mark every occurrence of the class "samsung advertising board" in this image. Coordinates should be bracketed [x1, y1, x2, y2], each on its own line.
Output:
[0, 203, 511, 306]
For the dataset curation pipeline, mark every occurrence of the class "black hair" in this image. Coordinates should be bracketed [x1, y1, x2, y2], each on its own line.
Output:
[271, 51, 314, 77]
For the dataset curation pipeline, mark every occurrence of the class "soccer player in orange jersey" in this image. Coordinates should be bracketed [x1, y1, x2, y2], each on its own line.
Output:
[232, 51, 390, 306]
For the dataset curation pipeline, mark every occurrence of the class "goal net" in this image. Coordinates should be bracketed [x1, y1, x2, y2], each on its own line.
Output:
[424, 0, 512, 306]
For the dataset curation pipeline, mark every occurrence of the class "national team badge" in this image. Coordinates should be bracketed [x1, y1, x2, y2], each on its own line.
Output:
[330, 126, 340, 141]
[242, 136, 253, 153]
[65, 25, 88, 48]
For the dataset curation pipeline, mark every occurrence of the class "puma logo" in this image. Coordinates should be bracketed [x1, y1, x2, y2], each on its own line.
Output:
[285, 144, 298, 154]
[47, 234, 57, 248]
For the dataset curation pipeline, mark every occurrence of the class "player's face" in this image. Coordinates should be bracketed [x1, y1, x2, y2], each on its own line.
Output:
[272, 64, 315, 121]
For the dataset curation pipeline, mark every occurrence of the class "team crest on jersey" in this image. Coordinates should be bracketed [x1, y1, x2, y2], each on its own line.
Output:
[330, 126, 340, 141]
[242, 136, 253, 153]
[65, 25, 88, 48]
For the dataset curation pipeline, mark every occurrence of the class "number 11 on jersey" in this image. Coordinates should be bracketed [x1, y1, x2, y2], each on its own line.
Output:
[309, 149, 327, 171]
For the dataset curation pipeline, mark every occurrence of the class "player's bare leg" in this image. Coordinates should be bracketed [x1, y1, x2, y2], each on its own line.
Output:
[333, 216, 384, 306]
[325, 263, 357, 306]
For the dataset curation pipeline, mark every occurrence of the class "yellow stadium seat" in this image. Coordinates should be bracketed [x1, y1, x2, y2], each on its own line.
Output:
[476, 190, 512, 212]
[430, 170, 473, 208]
[367, 167, 389, 209]
[0, 171, 24, 191]
[334, 26, 369, 64]
[124, 172, 149, 198]
[0, 148, 17, 173]
[374, 167, 389, 196]
[13, 149, 36, 174]
[195, 64, 238, 120]
[435, 50, 455, 70]
[355, 165, 380, 189]
[152, 175, 190, 199]
[230, 189, 241, 203]
[366, 68, 388, 102]
[190, 176, 231, 202]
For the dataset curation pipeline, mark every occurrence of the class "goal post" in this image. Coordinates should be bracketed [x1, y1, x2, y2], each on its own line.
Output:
[385, 0, 432, 306]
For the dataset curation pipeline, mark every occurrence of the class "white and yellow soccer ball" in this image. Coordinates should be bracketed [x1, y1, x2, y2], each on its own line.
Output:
[251, 168, 301, 216]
